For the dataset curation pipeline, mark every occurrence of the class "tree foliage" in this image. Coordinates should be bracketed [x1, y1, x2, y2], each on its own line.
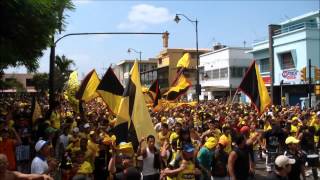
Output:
[0, 0, 74, 72]
[32, 73, 49, 92]
[31, 54, 75, 92]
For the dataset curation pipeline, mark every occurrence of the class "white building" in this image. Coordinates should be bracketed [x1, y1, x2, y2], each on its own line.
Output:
[199, 44, 253, 100]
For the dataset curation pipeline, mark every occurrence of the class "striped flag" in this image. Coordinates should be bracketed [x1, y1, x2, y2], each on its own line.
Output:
[238, 61, 271, 114]
[148, 79, 161, 107]
[115, 61, 158, 146]
[96, 67, 124, 114]
[76, 69, 100, 102]
[163, 74, 192, 101]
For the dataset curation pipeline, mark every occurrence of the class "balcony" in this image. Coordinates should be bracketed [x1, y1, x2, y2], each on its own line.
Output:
[274, 22, 319, 35]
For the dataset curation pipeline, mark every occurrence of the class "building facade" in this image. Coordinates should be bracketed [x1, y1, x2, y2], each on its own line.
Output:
[199, 45, 253, 100]
[113, 59, 157, 87]
[1, 73, 36, 92]
[250, 10, 320, 106]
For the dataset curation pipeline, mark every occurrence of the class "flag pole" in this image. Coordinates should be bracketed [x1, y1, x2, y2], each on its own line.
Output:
[231, 88, 239, 105]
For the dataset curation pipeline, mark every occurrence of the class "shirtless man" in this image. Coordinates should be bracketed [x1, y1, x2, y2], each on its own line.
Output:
[0, 154, 53, 180]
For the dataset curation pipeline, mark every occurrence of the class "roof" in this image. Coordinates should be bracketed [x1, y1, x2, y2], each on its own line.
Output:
[279, 10, 319, 25]
[200, 46, 252, 57]
[116, 59, 157, 66]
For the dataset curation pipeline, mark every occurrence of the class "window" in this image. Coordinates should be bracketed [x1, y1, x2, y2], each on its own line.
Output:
[220, 68, 228, 78]
[279, 52, 295, 69]
[5, 78, 15, 82]
[258, 58, 270, 73]
[26, 79, 34, 86]
[151, 65, 157, 70]
[199, 67, 205, 80]
[230, 67, 243, 77]
[211, 69, 219, 79]
[158, 58, 162, 64]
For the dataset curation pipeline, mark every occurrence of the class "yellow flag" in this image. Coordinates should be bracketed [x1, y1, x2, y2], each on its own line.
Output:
[176, 53, 191, 69]
[32, 100, 42, 124]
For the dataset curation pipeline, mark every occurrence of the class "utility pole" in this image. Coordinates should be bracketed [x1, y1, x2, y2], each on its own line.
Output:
[308, 58, 312, 108]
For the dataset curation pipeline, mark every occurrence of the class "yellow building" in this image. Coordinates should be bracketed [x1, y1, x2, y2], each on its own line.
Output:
[156, 48, 210, 98]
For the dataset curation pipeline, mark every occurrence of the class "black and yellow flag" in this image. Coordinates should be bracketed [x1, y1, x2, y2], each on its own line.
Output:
[96, 67, 124, 114]
[76, 69, 100, 102]
[163, 74, 191, 101]
[115, 61, 158, 145]
[238, 61, 271, 114]
[148, 79, 161, 107]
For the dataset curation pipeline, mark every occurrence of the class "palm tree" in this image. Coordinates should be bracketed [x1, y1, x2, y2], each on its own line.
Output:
[54, 54, 75, 92]
[55, 55, 75, 75]
[53, 0, 75, 33]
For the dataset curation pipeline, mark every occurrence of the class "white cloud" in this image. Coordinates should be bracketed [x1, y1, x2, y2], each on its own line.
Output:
[118, 4, 173, 30]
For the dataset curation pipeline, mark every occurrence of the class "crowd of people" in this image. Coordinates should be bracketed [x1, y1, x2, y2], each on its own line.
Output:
[0, 92, 320, 180]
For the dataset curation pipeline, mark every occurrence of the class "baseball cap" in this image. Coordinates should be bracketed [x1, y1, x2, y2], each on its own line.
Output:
[204, 137, 217, 149]
[285, 136, 300, 144]
[218, 136, 229, 147]
[73, 127, 79, 133]
[84, 123, 90, 128]
[240, 126, 250, 134]
[182, 143, 195, 153]
[35, 140, 48, 152]
[275, 155, 295, 168]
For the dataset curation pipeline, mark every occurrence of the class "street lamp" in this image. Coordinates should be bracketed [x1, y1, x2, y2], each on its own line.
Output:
[174, 14, 200, 103]
[127, 48, 142, 63]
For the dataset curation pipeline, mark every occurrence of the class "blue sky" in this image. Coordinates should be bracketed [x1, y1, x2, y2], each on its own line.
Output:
[5, 0, 319, 79]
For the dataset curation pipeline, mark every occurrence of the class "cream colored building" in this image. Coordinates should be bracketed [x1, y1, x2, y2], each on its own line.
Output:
[1, 73, 36, 92]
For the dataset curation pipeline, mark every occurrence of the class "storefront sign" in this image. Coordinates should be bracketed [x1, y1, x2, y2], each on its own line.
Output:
[280, 69, 300, 84]
[282, 69, 298, 80]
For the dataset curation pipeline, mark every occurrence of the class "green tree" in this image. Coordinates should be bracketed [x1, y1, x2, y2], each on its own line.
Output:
[32, 73, 49, 92]
[54, 54, 75, 92]
[30, 55, 75, 92]
[0, 78, 25, 92]
[0, 0, 74, 72]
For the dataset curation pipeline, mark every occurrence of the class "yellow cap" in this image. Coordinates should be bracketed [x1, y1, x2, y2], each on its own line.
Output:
[204, 137, 217, 149]
[285, 136, 300, 144]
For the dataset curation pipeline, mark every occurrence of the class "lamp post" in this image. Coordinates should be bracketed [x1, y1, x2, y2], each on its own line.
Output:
[174, 14, 200, 103]
[127, 48, 142, 63]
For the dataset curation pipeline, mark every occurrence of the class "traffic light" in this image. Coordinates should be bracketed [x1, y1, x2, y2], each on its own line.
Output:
[315, 85, 320, 95]
[315, 66, 320, 81]
[300, 67, 306, 81]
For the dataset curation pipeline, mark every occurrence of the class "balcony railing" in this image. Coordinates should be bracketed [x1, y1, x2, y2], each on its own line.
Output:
[274, 22, 319, 35]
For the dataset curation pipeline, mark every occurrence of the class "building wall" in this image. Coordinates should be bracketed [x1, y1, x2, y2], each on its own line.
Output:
[200, 48, 252, 90]
[2, 73, 35, 90]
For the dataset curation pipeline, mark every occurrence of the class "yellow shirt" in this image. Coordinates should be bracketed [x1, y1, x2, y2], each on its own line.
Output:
[158, 131, 171, 145]
[170, 132, 179, 144]
[77, 161, 93, 174]
[177, 160, 195, 180]
[50, 111, 61, 129]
